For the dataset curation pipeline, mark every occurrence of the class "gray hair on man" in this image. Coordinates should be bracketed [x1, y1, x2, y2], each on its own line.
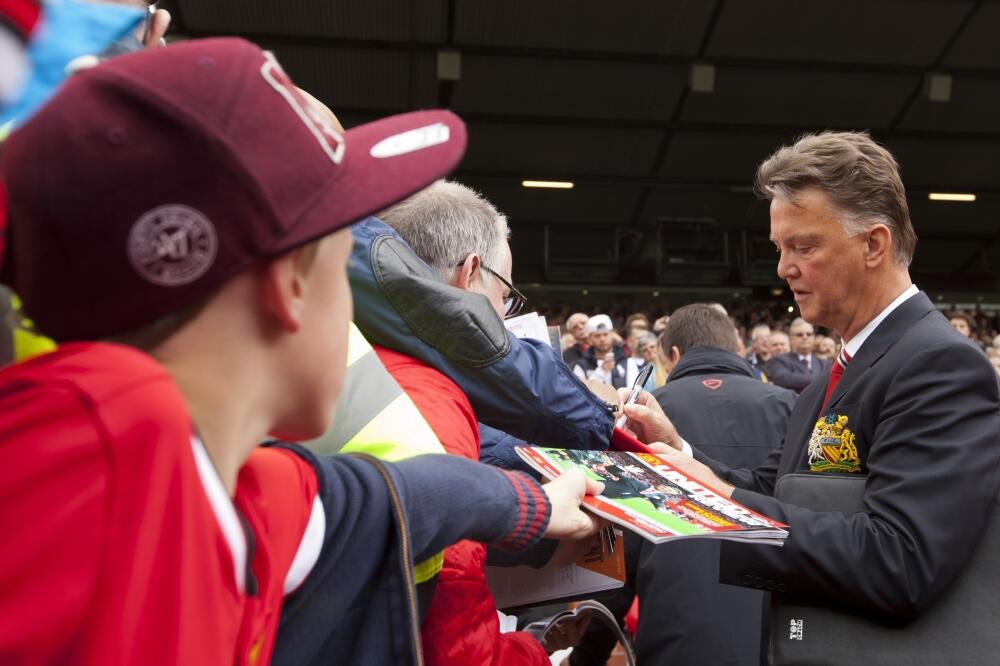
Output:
[379, 180, 510, 286]
[750, 324, 771, 341]
[755, 130, 917, 267]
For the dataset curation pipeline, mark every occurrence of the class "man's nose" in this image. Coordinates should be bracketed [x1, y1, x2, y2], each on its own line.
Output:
[776, 251, 797, 280]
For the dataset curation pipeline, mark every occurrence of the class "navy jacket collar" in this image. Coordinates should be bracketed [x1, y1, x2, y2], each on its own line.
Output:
[668, 346, 756, 382]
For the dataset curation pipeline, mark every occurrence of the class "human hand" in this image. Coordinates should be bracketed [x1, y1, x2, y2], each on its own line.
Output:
[600, 353, 615, 373]
[650, 445, 735, 498]
[541, 471, 603, 541]
[616, 388, 683, 450]
[541, 614, 592, 653]
[144, 8, 171, 48]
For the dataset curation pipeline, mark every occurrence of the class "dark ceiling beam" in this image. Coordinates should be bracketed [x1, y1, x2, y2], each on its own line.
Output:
[171, 29, 1000, 81]
[888, 0, 985, 130]
[625, 0, 726, 234]
[508, 220, 992, 242]
[332, 106, 1000, 143]
[457, 169, 1000, 195]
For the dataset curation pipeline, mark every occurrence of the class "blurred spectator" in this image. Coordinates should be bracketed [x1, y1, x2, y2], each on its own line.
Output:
[765, 318, 831, 393]
[559, 332, 576, 352]
[625, 325, 647, 358]
[631, 331, 660, 390]
[625, 312, 650, 332]
[988, 349, 1000, 378]
[746, 323, 771, 381]
[572, 314, 628, 388]
[636, 332, 667, 388]
[815, 335, 837, 359]
[948, 311, 975, 339]
[768, 330, 790, 356]
[562, 312, 590, 367]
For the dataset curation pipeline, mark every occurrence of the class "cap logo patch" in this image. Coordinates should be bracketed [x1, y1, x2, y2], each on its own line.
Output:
[128, 205, 217, 286]
[260, 52, 345, 165]
[370, 122, 450, 158]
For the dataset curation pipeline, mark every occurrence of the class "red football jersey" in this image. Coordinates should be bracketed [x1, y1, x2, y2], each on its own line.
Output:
[0, 343, 317, 665]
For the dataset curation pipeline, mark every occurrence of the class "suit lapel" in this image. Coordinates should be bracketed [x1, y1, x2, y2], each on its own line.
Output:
[825, 291, 937, 412]
[781, 379, 827, 475]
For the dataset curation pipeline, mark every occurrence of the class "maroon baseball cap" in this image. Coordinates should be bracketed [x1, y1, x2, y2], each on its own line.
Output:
[0, 37, 467, 342]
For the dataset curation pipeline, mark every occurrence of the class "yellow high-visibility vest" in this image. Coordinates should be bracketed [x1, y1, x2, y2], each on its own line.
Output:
[0, 288, 57, 367]
[305, 323, 446, 583]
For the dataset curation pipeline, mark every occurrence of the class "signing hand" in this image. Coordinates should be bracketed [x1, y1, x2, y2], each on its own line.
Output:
[616, 388, 683, 450]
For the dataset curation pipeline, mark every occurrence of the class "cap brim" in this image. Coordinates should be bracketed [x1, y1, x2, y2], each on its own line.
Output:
[277, 109, 467, 252]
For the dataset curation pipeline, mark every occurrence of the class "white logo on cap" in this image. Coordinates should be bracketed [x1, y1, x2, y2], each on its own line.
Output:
[370, 123, 450, 158]
[260, 52, 346, 164]
[128, 205, 218, 286]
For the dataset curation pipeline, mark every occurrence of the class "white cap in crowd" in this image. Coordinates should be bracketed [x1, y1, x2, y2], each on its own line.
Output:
[586, 314, 614, 334]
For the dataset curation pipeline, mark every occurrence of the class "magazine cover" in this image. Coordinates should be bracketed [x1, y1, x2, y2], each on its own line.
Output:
[516, 447, 788, 545]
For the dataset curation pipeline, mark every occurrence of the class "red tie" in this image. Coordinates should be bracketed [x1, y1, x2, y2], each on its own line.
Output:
[820, 350, 851, 413]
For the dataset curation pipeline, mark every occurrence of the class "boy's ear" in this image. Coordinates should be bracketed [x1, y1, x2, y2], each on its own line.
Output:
[261, 252, 308, 332]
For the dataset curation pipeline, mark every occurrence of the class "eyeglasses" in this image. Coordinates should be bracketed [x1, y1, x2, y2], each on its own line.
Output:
[455, 261, 527, 319]
[481, 265, 527, 319]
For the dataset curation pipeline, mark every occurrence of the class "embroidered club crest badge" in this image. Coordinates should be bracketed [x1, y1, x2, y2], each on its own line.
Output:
[702, 378, 723, 390]
[807, 414, 861, 473]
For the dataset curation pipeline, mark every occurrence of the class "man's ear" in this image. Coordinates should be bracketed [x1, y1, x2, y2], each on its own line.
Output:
[261, 250, 309, 332]
[454, 253, 481, 290]
[669, 346, 681, 365]
[864, 224, 893, 268]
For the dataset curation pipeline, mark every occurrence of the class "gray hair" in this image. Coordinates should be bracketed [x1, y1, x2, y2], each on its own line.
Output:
[750, 324, 771, 341]
[790, 317, 812, 331]
[755, 130, 917, 267]
[379, 180, 510, 286]
[637, 332, 659, 350]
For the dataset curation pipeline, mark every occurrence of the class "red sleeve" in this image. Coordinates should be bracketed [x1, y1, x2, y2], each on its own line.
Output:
[374, 346, 480, 461]
[421, 542, 551, 666]
[0, 385, 107, 660]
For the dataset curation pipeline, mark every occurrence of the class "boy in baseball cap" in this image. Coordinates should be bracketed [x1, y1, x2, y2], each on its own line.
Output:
[0, 38, 599, 665]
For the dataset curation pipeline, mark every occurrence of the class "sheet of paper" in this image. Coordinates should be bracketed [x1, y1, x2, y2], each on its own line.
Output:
[504, 311, 552, 346]
[487, 529, 625, 609]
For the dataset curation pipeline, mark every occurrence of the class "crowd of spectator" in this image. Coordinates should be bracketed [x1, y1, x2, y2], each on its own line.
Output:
[549, 302, 1000, 387]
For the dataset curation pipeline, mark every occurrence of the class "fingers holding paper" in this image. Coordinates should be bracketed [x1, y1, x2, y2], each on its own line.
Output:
[649, 444, 735, 498]
[541, 470, 604, 541]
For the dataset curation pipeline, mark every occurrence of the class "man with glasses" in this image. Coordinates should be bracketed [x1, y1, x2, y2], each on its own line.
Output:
[371, 180, 595, 665]
[765, 317, 831, 393]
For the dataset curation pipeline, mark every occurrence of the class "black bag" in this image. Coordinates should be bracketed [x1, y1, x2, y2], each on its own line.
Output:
[769, 473, 1000, 666]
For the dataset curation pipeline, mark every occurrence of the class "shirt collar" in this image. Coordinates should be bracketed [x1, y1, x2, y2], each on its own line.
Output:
[843, 284, 919, 358]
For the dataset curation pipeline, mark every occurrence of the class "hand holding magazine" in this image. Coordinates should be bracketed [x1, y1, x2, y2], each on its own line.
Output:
[517, 446, 788, 545]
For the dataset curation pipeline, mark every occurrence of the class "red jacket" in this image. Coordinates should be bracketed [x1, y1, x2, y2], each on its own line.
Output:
[375, 347, 550, 666]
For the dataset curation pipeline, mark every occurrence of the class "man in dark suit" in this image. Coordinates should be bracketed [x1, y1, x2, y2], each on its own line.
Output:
[765, 317, 832, 393]
[623, 132, 1000, 644]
